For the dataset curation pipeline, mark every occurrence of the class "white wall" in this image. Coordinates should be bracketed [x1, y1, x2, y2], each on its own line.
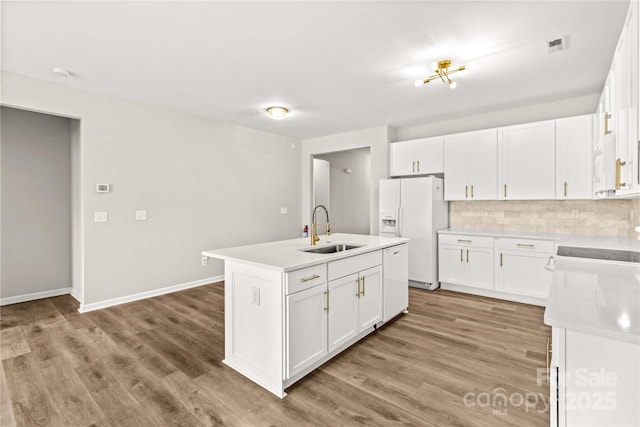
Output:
[315, 148, 370, 235]
[395, 93, 599, 140]
[1, 72, 301, 307]
[70, 119, 83, 302]
[301, 126, 394, 236]
[1, 106, 72, 298]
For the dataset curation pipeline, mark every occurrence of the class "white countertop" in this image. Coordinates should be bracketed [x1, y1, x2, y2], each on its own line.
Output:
[439, 228, 640, 251]
[202, 233, 409, 272]
[544, 257, 640, 344]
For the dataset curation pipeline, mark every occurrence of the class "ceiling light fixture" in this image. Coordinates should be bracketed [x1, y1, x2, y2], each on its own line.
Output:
[414, 59, 466, 89]
[266, 106, 289, 120]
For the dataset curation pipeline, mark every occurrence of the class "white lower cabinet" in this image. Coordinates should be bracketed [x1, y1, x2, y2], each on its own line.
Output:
[438, 234, 494, 290]
[285, 249, 387, 389]
[551, 327, 640, 427]
[286, 283, 328, 378]
[328, 266, 382, 352]
[495, 238, 554, 299]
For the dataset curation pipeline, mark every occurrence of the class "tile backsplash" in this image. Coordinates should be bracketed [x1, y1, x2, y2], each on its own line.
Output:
[450, 200, 636, 238]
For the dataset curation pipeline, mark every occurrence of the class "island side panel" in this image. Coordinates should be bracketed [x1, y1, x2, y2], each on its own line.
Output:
[223, 260, 285, 397]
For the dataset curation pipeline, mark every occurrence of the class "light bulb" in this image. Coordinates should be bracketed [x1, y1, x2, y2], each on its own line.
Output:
[449, 80, 457, 89]
[430, 61, 438, 71]
[414, 79, 425, 87]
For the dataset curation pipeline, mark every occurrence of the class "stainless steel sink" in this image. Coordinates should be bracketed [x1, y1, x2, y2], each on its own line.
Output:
[300, 244, 363, 254]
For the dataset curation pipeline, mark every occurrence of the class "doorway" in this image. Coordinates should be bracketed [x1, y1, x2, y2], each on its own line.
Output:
[312, 148, 371, 234]
[1, 106, 81, 303]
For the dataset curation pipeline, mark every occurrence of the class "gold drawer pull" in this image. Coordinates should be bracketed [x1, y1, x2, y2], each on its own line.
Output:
[457, 239, 472, 243]
[517, 244, 535, 248]
[301, 274, 320, 282]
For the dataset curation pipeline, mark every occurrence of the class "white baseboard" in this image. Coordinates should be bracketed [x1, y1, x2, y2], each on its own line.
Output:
[77, 275, 224, 313]
[69, 287, 83, 303]
[0, 287, 72, 306]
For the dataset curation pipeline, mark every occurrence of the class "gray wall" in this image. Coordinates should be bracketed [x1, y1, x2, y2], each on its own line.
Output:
[1, 106, 72, 298]
[2, 72, 301, 307]
[315, 148, 370, 235]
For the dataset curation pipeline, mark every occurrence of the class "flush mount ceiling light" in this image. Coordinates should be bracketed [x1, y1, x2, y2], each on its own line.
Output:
[266, 106, 289, 120]
[414, 59, 466, 89]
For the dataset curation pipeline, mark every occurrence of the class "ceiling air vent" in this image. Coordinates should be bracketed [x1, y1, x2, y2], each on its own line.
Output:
[547, 36, 568, 54]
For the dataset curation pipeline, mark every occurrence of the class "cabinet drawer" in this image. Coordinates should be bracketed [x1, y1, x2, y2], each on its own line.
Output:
[497, 238, 554, 253]
[439, 234, 494, 248]
[328, 250, 382, 281]
[286, 264, 327, 295]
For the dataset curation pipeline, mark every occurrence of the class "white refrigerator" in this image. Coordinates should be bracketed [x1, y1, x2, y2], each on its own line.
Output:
[379, 176, 448, 290]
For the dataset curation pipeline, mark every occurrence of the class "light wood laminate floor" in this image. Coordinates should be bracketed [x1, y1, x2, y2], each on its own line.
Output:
[1, 285, 551, 426]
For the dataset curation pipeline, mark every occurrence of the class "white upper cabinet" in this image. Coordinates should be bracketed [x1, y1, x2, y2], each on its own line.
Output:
[555, 115, 594, 200]
[444, 129, 497, 200]
[497, 120, 556, 200]
[390, 136, 443, 177]
[596, 0, 640, 196]
[614, 0, 640, 195]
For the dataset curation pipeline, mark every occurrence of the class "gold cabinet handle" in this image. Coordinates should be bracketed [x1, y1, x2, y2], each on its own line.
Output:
[324, 290, 329, 312]
[500, 252, 503, 267]
[460, 248, 463, 262]
[604, 112, 612, 135]
[564, 181, 567, 197]
[517, 244, 535, 248]
[465, 185, 468, 198]
[356, 278, 361, 298]
[301, 274, 320, 282]
[471, 185, 474, 198]
[412, 161, 416, 173]
[503, 184, 507, 198]
[417, 160, 420, 172]
[457, 239, 472, 243]
[546, 338, 551, 385]
[616, 158, 627, 189]
[362, 276, 365, 297]
[466, 249, 469, 263]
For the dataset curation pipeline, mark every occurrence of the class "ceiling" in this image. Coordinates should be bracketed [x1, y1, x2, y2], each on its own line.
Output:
[1, 1, 630, 139]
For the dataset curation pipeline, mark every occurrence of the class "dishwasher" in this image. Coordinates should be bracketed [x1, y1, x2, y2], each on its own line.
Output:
[383, 244, 409, 322]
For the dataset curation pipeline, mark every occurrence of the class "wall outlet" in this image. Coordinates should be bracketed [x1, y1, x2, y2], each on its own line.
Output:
[135, 210, 147, 221]
[280, 207, 288, 214]
[252, 287, 260, 306]
[201, 256, 208, 267]
[571, 210, 579, 219]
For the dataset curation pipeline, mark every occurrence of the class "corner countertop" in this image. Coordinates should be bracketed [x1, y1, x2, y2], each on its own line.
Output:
[544, 256, 640, 345]
[202, 233, 409, 273]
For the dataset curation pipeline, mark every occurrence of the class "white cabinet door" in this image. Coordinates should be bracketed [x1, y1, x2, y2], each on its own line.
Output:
[414, 136, 444, 175]
[286, 284, 328, 378]
[443, 133, 470, 200]
[383, 244, 408, 322]
[328, 274, 359, 352]
[498, 120, 556, 200]
[357, 266, 383, 332]
[465, 246, 494, 290]
[495, 238, 554, 300]
[438, 244, 465, 285]
[555, 115, 594, 199]
[469, 129, 498, 200]
[390, 141, 415, 176]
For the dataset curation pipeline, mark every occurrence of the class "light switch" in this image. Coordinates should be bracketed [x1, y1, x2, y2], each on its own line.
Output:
[94, 211, 108, 223]
[136, 210, 147, 221]
[280, 207, 288, 214]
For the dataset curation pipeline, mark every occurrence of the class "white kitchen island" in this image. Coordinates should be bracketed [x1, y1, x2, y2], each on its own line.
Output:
[202, 233, 409, 398]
